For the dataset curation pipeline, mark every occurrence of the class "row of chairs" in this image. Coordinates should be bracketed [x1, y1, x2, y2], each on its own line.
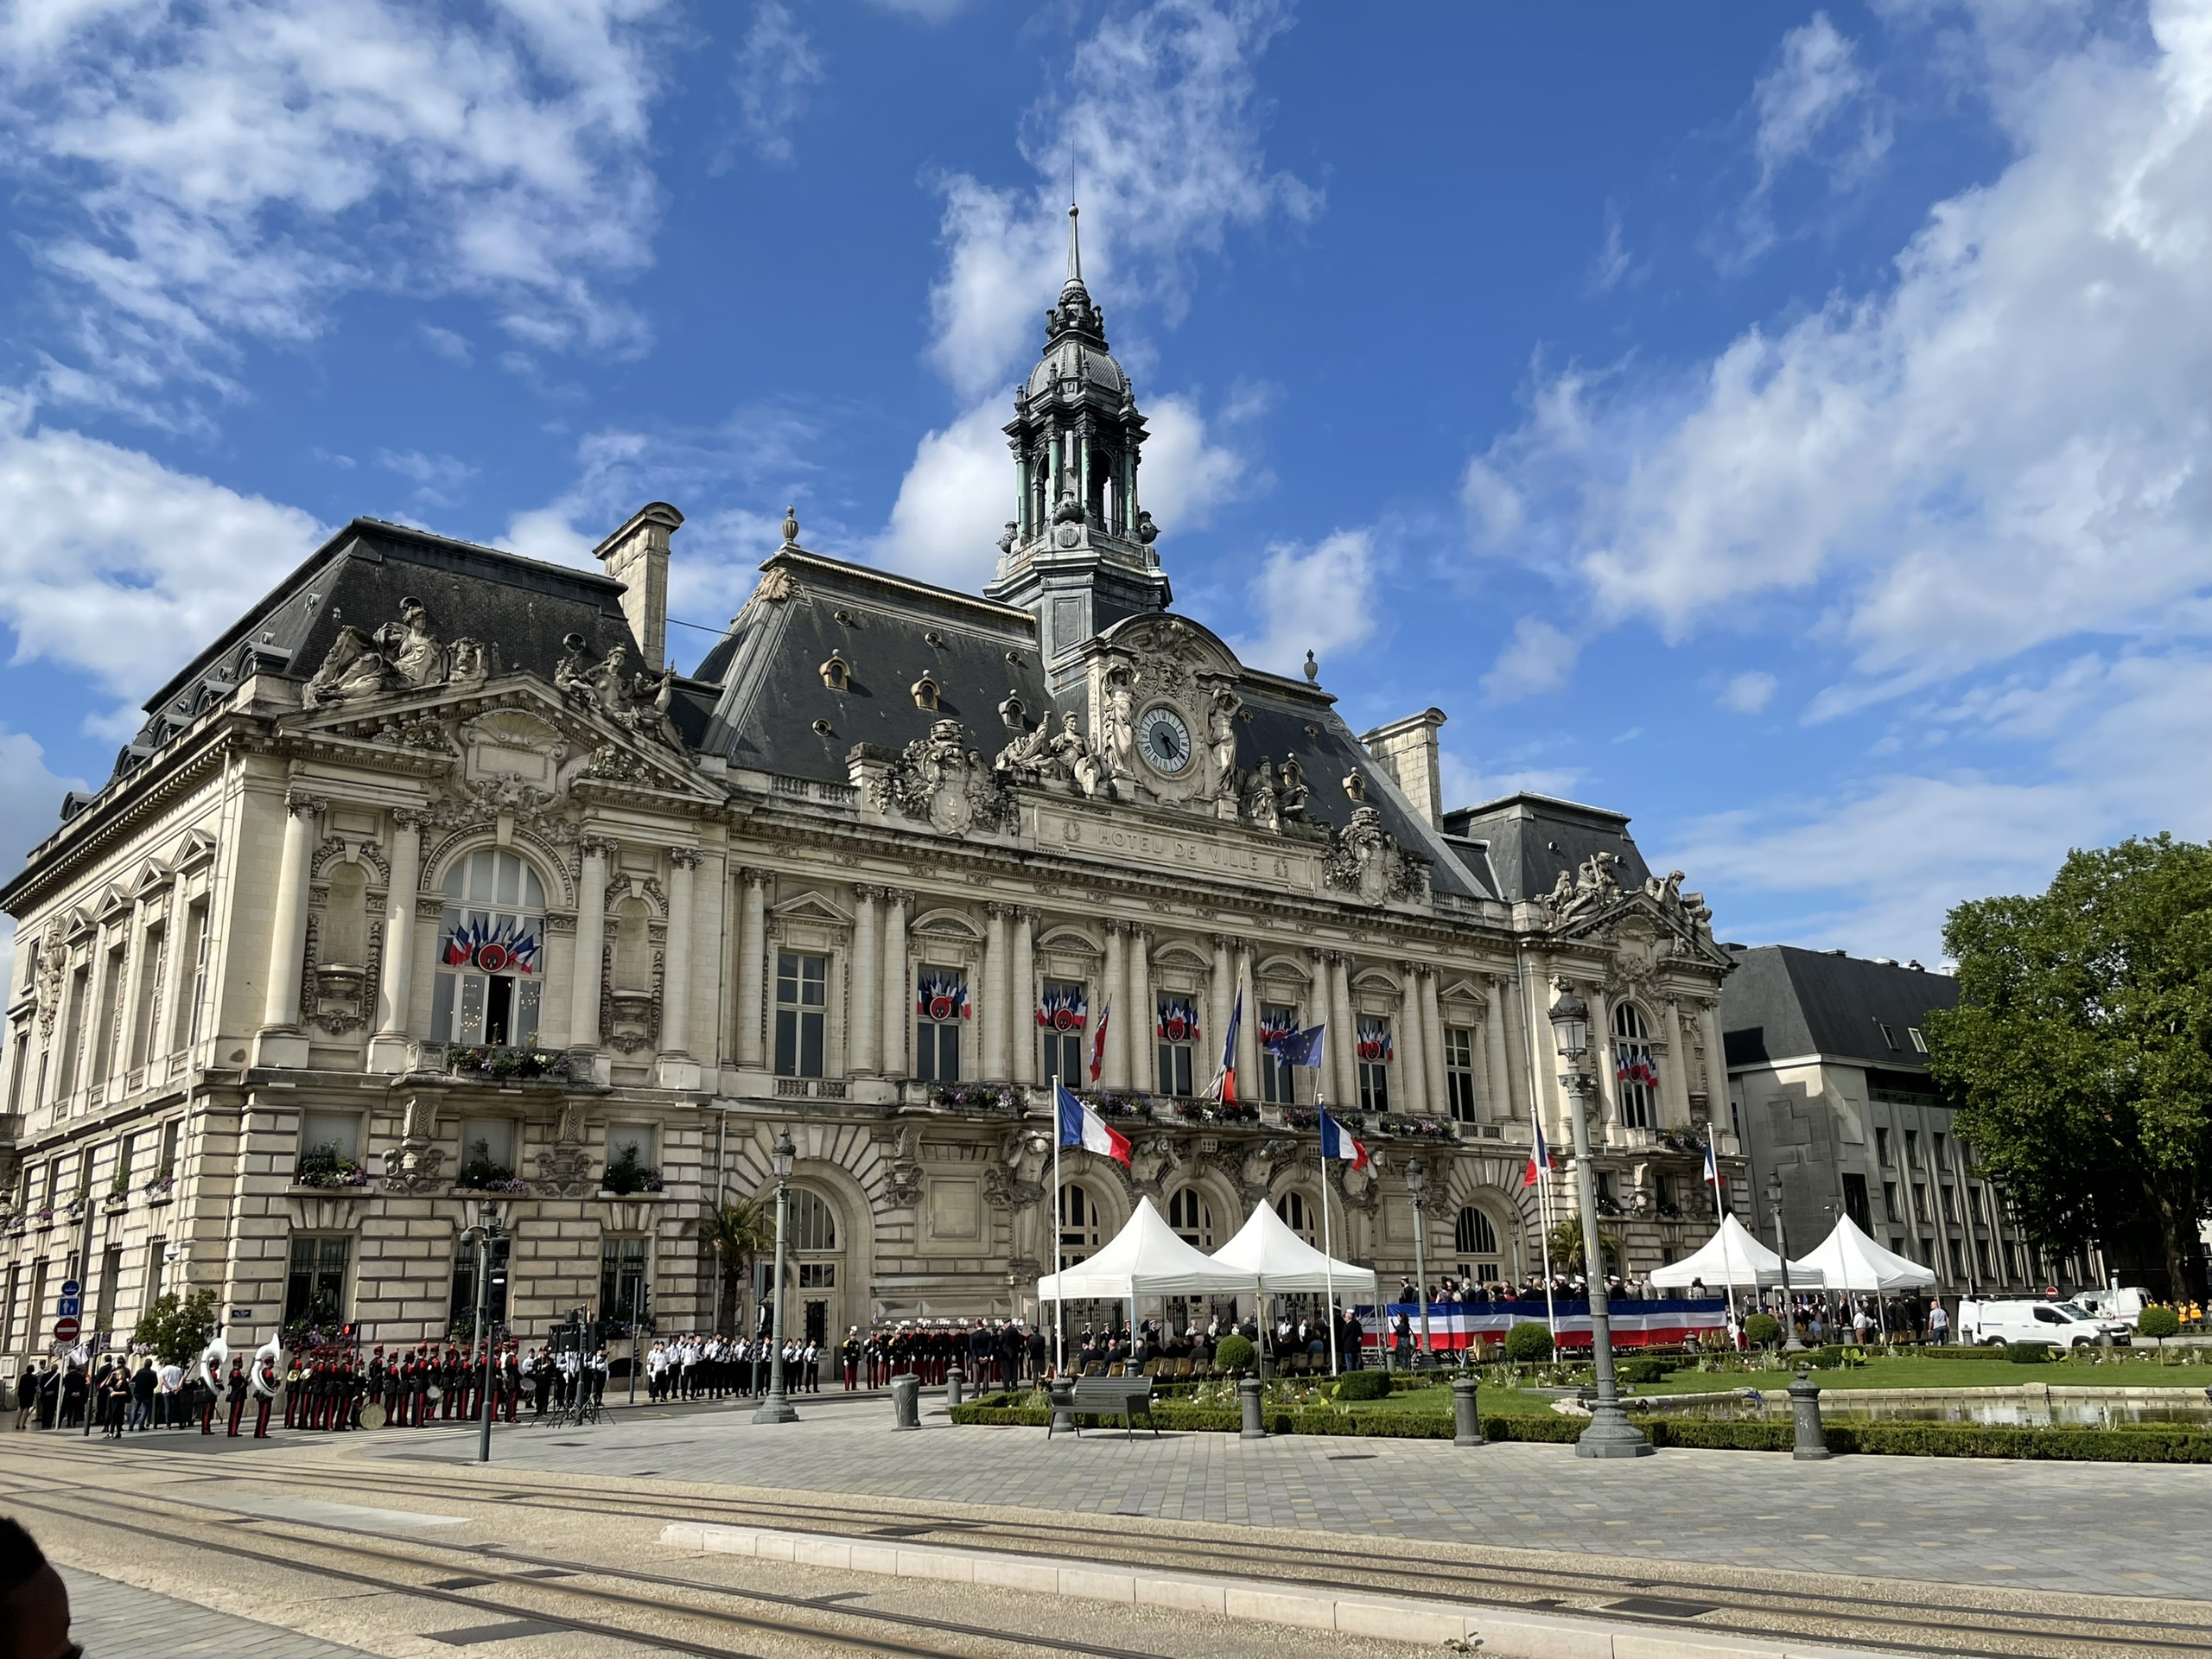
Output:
[1074, 1351, 1360, 1380]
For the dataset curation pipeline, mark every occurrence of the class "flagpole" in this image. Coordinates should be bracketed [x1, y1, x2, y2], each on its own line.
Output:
[1512, 943, 1558, 1344]
[1319, 1093, 1338, 1376]
[1707, 1119, 1735, 1326]
[1052, 1111, 1065, 1380]
[1535, 1096, 1558, 1344]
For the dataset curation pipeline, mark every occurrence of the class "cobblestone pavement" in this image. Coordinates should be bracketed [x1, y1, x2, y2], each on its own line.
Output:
[61, 1564, 381, 1659]
[353, 1394, 2212, 1599]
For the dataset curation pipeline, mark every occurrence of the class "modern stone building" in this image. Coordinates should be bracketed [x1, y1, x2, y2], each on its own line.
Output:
[0, 226, 1745, 1367]
[1720, 944, 2082, 1297]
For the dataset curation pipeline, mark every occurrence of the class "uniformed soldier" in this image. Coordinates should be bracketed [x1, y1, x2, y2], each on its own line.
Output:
[225, 1358, 247, 1436]
[252, 1349, 278, 1439]
[367, 1347, 387, 1421]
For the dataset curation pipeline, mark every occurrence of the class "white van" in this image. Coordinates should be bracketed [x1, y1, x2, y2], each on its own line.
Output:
[1957, 1299, 2110, 1349]
[2071, 1285, 2148, 1325]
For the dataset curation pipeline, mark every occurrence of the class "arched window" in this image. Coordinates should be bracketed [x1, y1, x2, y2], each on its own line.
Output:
[1274, 1191, 1318, 1245]
[434, 849, 547, 1048]
[1167, 1187, 1213, 1249]
[790, 1188, 837, 1252]
[1611, 1001, 1657, 1130]
[1454, 1205, 1506, 1285]
[1058, 1183, 1104, 1263]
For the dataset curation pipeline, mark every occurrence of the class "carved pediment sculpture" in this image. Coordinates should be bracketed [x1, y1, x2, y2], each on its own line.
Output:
[1320, 804, 1429, 906]
[872, 718, 1016, 836]
[1541, 855, 1725, 962]
[553, 633, 683, 750]
[301, 598, 490, 710]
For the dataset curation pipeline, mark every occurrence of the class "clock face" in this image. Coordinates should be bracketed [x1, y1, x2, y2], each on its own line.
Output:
[1138, 706, 1193, 773]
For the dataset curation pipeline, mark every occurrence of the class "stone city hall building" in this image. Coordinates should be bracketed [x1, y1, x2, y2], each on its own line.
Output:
[0, 227, 1745, 1364]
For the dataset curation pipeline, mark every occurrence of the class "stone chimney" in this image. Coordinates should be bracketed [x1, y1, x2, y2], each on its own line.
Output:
[1361, 708, 1447, 830]
[593, 501, 683, 671]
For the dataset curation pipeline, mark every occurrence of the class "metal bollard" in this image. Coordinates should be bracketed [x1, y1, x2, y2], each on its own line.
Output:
[1048, 1380, 1075, 1435]
[1789, 1366, 1829, 1460]
[890, 1373, 920, 1431]
[1452, 1374, 1485, 1447]
[1238, 1376, 1266, 1440]
[947, 1363, 964, 1410]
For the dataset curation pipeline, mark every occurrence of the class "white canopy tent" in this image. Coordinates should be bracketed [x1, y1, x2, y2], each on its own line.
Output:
[1035, 1197, 1259, 1302]
[1789, 1215, 1937, 1294]
[1649, 1213, 1803, 1293]
[1209, 1201, 1378, 1297]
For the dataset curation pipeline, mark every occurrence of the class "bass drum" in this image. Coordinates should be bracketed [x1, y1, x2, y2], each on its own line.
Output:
[359, 1402, 389, 1430]
[424, 1385, 442, 1402]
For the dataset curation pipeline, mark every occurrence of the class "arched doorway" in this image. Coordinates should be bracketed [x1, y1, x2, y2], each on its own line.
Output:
[1453, 1204, 1507, 1287]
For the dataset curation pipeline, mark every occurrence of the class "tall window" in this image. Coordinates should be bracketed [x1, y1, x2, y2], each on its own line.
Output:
[1842, 1173, 1871, 1231]
[54, 962, 88, 1097]
[283, 1236, 350, 1331]
[4, 1020, 27, 1114]
[1453, 1206, 1503, 1284]
[127, 924, 166, 1073]
[1444, 1026, 1479, 1122]
[1611, 1002, 1656, 1130]
[1167, 1187, 1213, 1249]
[601, 1236, 648, 1328]
[1155, 996, 1198, 1096]
[1274, 1191, 1318, 1245]
[915, 970, 967, 1083]
[1875, 1127, 1892, 1166]
[1356, 1019, 1392, 1112]
[791, 1190, 838, 1299]
[90, 942, 127, 1084]
[774, 952, 827, 1077]
[1039, 979, 1087, 1085]
[1058, 1184, 1103, 1263]
[434, 850, 546, 1048]
[158, 1116, 182, 1179]
[1258, 1003, 1298, 1104]
[173, 899, 210, 1052]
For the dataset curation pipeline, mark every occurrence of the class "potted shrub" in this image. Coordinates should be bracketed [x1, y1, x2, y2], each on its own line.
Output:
[1213, 1333, 1256, 1376]
[601, 1143, 664, 1197]
[1743, 1312, 1783, 1350]
[294, 1141, 371, 1189]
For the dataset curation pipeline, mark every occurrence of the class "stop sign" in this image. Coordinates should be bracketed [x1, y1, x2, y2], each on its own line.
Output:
[52, 1316, 79, 1344]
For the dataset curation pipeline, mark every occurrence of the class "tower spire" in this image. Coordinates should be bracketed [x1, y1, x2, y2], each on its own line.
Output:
[1065, 201, 1083, 289]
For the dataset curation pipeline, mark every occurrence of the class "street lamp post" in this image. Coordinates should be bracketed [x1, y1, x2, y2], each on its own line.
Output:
[1403, 1155, 1432, 1367]
[1766, 1173, 1805, 1351]
[465, 1200, 503, 1465]
[1548, 982, 1651, 1459]
[753, 1128, 798, 1424]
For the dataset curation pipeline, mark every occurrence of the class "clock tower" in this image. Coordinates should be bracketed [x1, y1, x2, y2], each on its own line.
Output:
[983, 205, 1172, 682]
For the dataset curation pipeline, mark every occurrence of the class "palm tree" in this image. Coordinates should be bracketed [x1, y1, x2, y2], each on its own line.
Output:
[1547, 1216, 1624, 1279]
[703, 1198, 777, 1334]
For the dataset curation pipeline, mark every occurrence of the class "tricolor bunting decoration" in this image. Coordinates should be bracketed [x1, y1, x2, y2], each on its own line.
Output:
[917, 971, 971, 1021]
[1036, 985, 1088, 1031]
[1155, 996, 1200, 1045]
[1355, 1018, 1393, 1063]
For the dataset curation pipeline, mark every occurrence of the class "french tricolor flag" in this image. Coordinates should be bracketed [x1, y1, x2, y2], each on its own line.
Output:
[1319, 1107, 1369, 1172]
[1056, 1081, 1131, 1166]
[1525, 1116, 1553, 1188]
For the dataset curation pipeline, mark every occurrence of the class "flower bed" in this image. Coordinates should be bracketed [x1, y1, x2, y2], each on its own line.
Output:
[448, 1045, 573, 1084]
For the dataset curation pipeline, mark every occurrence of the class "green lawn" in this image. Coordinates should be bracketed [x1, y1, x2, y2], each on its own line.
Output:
[1624, 1354, 2209, 1395]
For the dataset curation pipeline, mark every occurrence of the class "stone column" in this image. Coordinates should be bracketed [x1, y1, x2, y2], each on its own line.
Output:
[1208, 936, 1235, 1078]
[1396, 970, 1428, 1117]
[849, 886, 880, 1076]
[1327, 950, 1357, 1108]
[1421, 966, 1447, 1121]
[1128, 927, 1154, 1093]
[370, 810, 424, 1071]
[1234, 942, 1261, 1103]
[1588, 986, 1616, 1127]
[1012, 909, 1037, 1086]
[1660, 995, 1693, 1128]
[1507, 956, 1543, 1122]
[661, 850, 698, 1058]
[983, 903, 1010, 1082]
[879, 889, 911, 1078]
[1484, 976, 1515, 1123]
[734, 868, 769, 1071]
[1102, 923, 1128, 1090]
[259, 791, 322, 1052]
[569, 839, 610, 1051]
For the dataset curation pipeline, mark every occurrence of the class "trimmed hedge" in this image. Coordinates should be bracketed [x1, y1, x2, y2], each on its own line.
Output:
[949, 1391, 2212, 1462]
[1503, 1321, 1554, 1363]
[1332, 1370, 1392, 1402]
[2007, 1341, 2053, 1363]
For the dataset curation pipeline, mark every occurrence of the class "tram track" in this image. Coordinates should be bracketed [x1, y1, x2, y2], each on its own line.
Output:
[5, 1436, 2209, 1659]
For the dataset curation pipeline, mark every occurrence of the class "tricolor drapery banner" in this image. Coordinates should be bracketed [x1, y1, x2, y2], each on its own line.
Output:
[1358, 1298, 1727, 1351]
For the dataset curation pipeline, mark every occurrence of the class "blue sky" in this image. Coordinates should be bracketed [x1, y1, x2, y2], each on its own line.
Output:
[2, 0, 2208, 975]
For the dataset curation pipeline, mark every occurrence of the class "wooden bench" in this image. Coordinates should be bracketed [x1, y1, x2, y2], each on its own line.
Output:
[1049, 1376, 1157, 1440]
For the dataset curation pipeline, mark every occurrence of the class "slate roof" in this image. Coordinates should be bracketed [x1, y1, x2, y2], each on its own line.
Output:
[106, 518, 644, 796]
[1440, 793, 1653, 904]
[1720, 944, 1960, 1072]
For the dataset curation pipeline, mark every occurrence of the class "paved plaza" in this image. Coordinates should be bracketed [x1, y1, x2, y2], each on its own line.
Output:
[60, 1565, 380, 1659]
[345, 1395, 2212, 1599]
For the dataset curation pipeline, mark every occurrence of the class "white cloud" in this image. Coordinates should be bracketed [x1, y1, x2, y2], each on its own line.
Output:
[0, 727, 86, 994]
[733, 1, 823, 166]
[1481, 618, 1579, 703]
[878, 403, 1012, 591]
[2, 0, 672, 410]
[1752, 12, 1877, 188]
[1474, 2, 2212, 690]
[1230, 529, 1376, 679]
[419, 323, 473, 365]
[1587, 200, 1633, 295]
[377, 447, 476, 505]
[1438, 745, 1584, 814]
[1719, 671, 1777, 714]
[0, 396, 325, 712]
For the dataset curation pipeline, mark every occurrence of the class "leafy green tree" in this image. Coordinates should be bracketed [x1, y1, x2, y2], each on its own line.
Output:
[1546, 1216, 1624, 1277]
[132, 1287, 219, 1364]
[1927, 835, 2212, 1301]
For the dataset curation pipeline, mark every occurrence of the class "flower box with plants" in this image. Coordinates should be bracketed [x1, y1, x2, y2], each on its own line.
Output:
[294, 1141, 372, 1189]
[33, 1206, 55, 1228]
[454, 1137, 530, 1193]
[1376, 1115, 1454, 1141]
[925, 1083, 1025, 1111]
[143, 1169, 175, 1202]
[1071, 1090, 1155, 1122]
[448, 1044, 573, 1084]
[600, 1144, 664, 1197]
[1170, 1096, 1260, 1124]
